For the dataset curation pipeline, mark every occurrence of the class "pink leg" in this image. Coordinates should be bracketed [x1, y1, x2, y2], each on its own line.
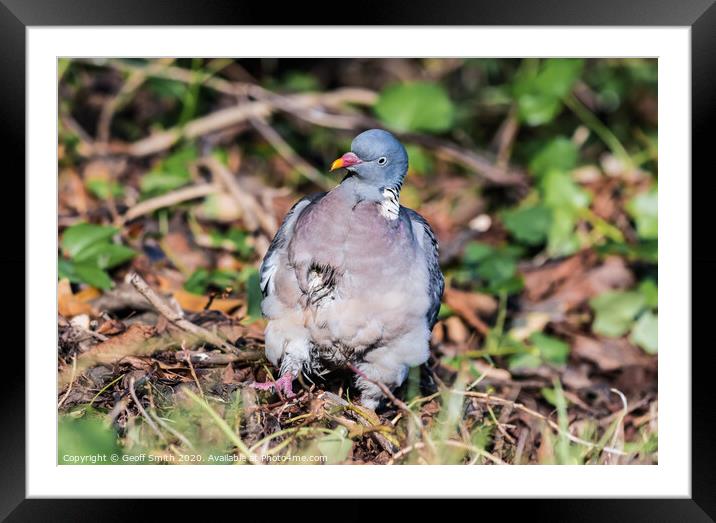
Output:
[251, 373, 295, 398]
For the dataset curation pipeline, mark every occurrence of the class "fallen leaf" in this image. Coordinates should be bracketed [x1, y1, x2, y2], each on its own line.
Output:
[522, 255, 633, 318]
[59, 324, 158, 388]
[572, 335, 654, 372]
[222, 363, 235, 384]
[160, 233, 209, 276]
[173, 288, 242, 314]
[445, 316, 470, 344]
[58, 279, 96, 318]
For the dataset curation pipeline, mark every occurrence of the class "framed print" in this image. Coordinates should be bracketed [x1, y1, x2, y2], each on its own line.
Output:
[3, 0, 714, 519]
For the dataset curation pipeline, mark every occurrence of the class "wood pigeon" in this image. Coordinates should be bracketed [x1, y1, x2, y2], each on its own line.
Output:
[254, 129, 444, 409]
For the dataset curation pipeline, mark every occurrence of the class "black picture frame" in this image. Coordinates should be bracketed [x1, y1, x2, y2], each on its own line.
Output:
[3, 1, 713, 520]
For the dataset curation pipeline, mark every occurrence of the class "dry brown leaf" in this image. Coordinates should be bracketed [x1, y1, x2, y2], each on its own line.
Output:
[572, 335, 654, 372]
[445, 316, 470, 344]
[160, 233, 209, 276]
[522, 256, 633, 318]
[443, 287, 497, 315]
[173, 288, 242, 314]
[59, 323, 158, 388]
[58, 168, 90, 214]
[58, 279, 96, 318]
[97, 318, 126, 336]
[222, 363, 235, 384]
[443, 288, 491, 335]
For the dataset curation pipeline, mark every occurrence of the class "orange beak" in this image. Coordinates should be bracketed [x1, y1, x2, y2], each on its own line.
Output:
[330, 152, 362, 172]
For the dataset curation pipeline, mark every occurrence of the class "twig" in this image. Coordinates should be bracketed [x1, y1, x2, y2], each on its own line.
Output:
[128, 375, 166, 442]
[119, 183, 218, 225]
[248, 114, 333, 190]
[455, 390, 627, 456]
[57, 356, 77, 409]
[198, 157, 277, 236]
[82, 58, 526, 188]
[605, 388, 628, 464]
[175, 349, 263, 366]
[183, 342, 204, 398]
[97, 60, 174, 146]
[127, 272, 240, 355]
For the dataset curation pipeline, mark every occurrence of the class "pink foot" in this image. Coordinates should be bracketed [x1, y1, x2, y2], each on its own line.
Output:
[252, 373, 295, 398]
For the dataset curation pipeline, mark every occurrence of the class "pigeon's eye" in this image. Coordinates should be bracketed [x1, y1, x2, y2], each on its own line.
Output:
[377, 157, 387, 165]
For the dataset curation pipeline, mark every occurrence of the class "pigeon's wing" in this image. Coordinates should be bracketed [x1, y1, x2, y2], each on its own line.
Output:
[403, 207, 445, 328]
[260, 192, 326, 298]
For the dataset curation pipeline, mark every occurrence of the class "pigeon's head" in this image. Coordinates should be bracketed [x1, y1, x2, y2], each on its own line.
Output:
[330, 129, 408, 188]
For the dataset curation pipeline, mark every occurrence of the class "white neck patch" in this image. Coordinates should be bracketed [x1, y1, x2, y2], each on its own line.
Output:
[379, 187, 400, 220]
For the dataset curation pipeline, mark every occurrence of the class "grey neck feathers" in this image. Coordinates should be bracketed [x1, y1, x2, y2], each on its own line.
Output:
[338, 176, 402, 221]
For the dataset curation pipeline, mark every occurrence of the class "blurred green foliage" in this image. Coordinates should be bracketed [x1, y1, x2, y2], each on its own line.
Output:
[59, 223, 135, 290]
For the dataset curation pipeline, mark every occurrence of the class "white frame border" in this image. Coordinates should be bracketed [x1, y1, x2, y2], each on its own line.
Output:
[28, 27, 689, 498]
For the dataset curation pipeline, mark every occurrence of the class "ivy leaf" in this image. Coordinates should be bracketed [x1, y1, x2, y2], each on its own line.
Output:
[541, 170, 591, 212]
[546, 208, 581, 257]
[638, 279, 658, 310]
[630, 311, 658, 354]
[529, 137, 579, 178]
[374, 82, 455, 133]
[514, 59, 584, 126]
[508, 352, 542, 371]
[141, 145, 197, 196]
[530, 332, 570, 365]
[502, 205, 552, 245]
[626, 188, 658, 239]
[590, 291, 646, 337]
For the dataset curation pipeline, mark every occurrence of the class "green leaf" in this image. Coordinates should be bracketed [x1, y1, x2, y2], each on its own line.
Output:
[508, 352, 542, 370]
[208, 269, 240, 290]
[502, 205, 552, 245]
[406, 144, 434, 175]
[86, 179, 124, 200]
[514, 59, 584, 126]
[626, 188, 658, 239]
[537, 59, 585, 98]
[529, 137, 579, 178]
[141, 145, 197, 196]
[463, 241, 494, 263]
[546, 208, 580, 257]
[74, 263, 114, 290]
[374, 82, 455, 133]
[140, 171, 191, 196]
[630, 311, 658, 354]
[73, 242, 136, 270]
[184, 268, 210, 295]
[480, 254, 518, 288]
[282, 71, 320, 92]
[541, 169, 591, 212]
[61, 223, 118, 258]
[315, 427, 353, 464]
[590, 291, 646, 337]
[58, 414, 120, 464]
[59, 259, 113, 290]
[517, 94, 562, 126]
[147, 77, 188, 100]
[530, 332, 570, 365]
[638, 279, 658, 310]
[243, 268, 263, 319]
